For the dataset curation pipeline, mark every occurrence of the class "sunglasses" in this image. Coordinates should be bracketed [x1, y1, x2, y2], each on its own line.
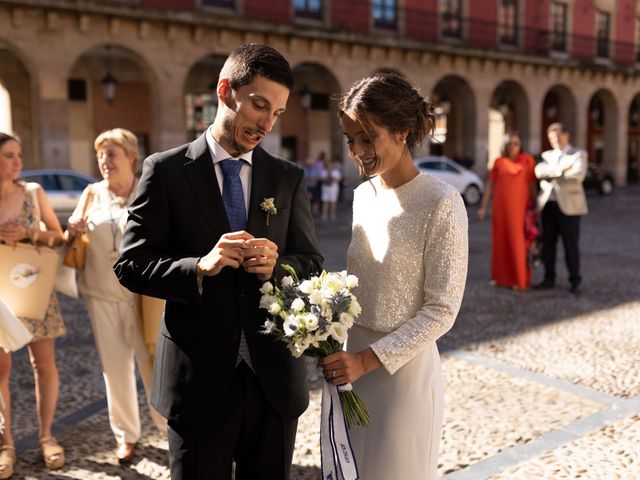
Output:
[508, 141, 521, 146]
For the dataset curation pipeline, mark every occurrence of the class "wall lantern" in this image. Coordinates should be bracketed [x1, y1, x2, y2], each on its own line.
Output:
[299, 85, 312, 111]
[101, 46, 118, 106]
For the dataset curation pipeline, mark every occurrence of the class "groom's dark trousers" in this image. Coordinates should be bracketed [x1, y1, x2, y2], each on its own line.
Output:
[114, 133, 323, 480]
[167, 362, 298, 479]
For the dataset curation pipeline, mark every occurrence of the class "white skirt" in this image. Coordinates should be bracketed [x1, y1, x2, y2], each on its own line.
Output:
[346, 324, 444, 480]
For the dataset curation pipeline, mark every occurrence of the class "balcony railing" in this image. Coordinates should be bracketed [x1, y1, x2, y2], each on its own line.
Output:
[45, 0, 638, 68]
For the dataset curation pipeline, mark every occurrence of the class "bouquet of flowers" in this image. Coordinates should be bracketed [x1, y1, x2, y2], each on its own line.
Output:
[259, 265, 370, 428]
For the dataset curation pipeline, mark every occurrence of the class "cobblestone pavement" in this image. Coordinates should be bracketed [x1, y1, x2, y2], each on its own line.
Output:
[5, 185, 640, 479]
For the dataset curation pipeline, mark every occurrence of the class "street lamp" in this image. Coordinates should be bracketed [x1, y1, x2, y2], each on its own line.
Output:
[101, 46, 118, 106]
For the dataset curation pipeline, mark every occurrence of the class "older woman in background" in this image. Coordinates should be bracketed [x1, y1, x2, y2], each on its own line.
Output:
[0, 133, 66, 478]
[478, 133, 536, 290]
[66, 128, 163, 463]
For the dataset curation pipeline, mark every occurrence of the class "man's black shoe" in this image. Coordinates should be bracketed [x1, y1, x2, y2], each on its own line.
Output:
[533, 279, 555, 290]
[569, 284, 581, 295]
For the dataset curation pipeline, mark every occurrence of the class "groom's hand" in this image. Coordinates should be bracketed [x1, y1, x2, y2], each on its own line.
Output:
[196, 231, 253, 277]
[242, 238, 278, 281]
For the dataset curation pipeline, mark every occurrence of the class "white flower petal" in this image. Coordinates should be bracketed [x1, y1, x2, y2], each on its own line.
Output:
[291, 298, 305, 312]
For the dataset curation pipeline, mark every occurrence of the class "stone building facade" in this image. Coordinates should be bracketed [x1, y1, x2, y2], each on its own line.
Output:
[1, 0, 640, 190]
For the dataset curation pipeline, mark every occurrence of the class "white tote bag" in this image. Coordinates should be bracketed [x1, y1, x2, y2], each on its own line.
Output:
[0, 297, 33, 353]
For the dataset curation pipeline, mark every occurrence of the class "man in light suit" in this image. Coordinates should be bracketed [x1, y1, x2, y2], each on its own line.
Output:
[114, 44, 323, 479]
[534, 122, 588, 294]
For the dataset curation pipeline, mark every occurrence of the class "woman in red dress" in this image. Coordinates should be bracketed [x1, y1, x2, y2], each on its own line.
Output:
[478, 133, 536, 290]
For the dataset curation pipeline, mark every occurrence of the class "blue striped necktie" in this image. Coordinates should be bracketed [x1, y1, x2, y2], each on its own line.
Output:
[219, 159, 247, 231]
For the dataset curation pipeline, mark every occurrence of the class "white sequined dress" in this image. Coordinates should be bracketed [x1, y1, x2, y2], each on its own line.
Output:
[346, 173, 468, 480]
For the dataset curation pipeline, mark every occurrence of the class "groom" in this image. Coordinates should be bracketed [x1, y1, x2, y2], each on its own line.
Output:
[114, 44, 323, 479]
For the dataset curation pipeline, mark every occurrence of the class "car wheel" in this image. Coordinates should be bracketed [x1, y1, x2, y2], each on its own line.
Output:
[598, 177, 614, 196]
[463, 185, 481, 206]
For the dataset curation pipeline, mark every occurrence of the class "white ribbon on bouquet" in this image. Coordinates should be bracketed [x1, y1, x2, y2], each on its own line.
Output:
[320, 381, 359, 480]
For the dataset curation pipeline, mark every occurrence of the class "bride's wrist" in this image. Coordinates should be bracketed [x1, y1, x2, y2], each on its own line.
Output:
[358, 348, 382, 374]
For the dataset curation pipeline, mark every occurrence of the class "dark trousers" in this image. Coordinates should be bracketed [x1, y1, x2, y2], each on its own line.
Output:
[541, 201, 581, 286]
[167, 362, 298, 480]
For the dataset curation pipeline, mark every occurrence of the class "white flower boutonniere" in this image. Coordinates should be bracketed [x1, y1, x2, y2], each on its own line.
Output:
[260, 197, 277, 226]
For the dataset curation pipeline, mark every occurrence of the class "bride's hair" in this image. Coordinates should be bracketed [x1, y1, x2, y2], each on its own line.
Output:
[338, 72, 435, 152]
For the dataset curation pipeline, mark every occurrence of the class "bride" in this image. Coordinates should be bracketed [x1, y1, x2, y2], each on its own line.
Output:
[318, 73, 468, 479]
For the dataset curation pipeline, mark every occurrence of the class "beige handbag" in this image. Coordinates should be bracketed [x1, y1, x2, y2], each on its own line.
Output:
[0, 241, 59, 320]
[63, 186, 94, 270]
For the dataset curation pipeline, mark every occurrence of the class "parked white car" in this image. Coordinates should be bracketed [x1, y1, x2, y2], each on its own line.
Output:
[414, 156, 484, 205]
[20, 169, 97, 226]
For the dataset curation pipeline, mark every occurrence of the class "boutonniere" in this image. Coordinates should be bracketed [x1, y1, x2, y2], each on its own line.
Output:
[260, 197, 277, 226]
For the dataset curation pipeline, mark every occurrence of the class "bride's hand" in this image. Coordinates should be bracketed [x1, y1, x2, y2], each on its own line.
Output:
[318, 348, 382, 385]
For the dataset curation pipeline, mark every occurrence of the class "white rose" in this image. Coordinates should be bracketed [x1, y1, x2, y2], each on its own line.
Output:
[283, 315, 299, 337]
[291, 298, 305, 312]
[323, 273, 345, 294]
[268, 302, 281, 315]
[309, 289, 325, 305]
[346, 274, 358, 289]
[339, 312, 354, 329]
[302, 313, 319, 331]
[327, 322, 348, 344]
[348, 298, 362, 317]
[312, 330, 330, 347]
[281, 276, 294, 288]
[299, 280, 313, 294]
[259, 294, 277, 309]
[259, 282, 274, 295]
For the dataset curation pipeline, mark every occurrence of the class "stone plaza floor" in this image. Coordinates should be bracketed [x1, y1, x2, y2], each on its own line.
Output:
[5, 184, 640, 479]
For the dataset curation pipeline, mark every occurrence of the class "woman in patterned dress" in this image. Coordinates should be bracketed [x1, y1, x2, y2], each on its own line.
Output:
[318, 74, 468, 479]
[0, 133, 66, 478]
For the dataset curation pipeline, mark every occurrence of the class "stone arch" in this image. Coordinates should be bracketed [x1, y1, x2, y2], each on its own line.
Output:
[0, 41, 37, 167]
[541, 84, 577, 151]
[627, 92, 640, 183]
[488, 80, 530, 168]
[586, 88, 617, 168]
[287, 62, 342, 165]
[183, 53, 229, 141]
[67, 44, 159, 176]
[430, 74, 476, 168]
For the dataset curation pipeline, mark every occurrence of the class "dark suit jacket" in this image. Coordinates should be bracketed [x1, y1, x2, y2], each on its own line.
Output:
[114, 132, 323, 426]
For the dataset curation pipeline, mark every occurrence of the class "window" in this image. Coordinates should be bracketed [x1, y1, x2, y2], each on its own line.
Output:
[499, 0, 518, 46]
[441, 0, 462, 39]
[550, 1, 568, 52]
[201, 0, 234, 7]
[294, 0, 323, 20]
[372, 0, 397, 30]
[596, 10, 610, 58]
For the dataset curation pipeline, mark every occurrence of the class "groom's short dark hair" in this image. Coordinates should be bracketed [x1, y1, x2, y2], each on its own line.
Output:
[547, 122, 567, 135]
[220, 43, 294, 91]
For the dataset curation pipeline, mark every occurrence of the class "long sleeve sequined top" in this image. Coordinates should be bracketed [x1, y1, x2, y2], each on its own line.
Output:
[347, 173, 468, 374]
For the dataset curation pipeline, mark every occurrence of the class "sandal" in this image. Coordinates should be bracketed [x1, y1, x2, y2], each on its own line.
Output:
[0, 445, 15, 480]
[39, 436, 64, 470]
[116, 442, 136, 463]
